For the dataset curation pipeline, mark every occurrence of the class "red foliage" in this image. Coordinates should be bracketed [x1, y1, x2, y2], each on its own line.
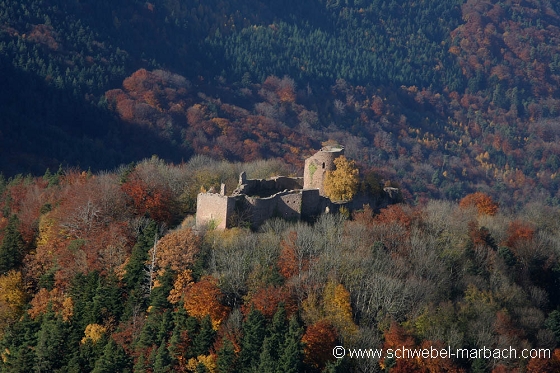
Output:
[121, 172, 173, 224]
[374, 205, 412, 227]
[380, 322, 418, 372]
[526, 348, 560, 373]
[242, 285, 297, 318]
[459, 192, 499, 216]
[504, 221, 535, 249]
[302, 319, 338, 369]
[467, 221, 493, 247]
[278, 231, 300, 279]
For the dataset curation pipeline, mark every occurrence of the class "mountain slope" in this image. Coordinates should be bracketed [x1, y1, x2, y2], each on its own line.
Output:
[2, 0, 560, 205]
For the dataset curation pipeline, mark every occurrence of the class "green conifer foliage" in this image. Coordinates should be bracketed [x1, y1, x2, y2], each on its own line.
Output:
[92, 339, 131, 373]
[259, 303, 288, 372]
[216, 339, 236, 373]
[277, 317, 303, 373]
[0, 215, 25, 274]
[238, 309, 266, 371]
[191, 315, 216, 357]
[34, 312, 67, 373]
[153, 340, 172, 373]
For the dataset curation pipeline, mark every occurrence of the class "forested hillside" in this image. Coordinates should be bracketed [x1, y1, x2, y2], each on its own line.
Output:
[2, 0, 560, 205]
[0, 158, 560, 372]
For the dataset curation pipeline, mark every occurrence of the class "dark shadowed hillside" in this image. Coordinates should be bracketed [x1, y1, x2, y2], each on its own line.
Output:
[2, 0, 560, 206]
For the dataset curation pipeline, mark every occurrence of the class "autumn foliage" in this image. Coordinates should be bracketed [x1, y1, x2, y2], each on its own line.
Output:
[323, 156, 360, 202]
[302, 319, 337, 370]
[459, 192, 499, 216]
[183, 276, 230, 329]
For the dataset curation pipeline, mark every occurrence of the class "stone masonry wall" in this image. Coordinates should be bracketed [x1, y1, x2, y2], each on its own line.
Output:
[245, 191, 303, 227]
[196, 193, 234, 229]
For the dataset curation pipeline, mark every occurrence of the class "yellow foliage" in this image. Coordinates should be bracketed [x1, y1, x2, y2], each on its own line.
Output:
[303, 280, 359, 345]
[81, 323, 107, 344]
[37, 215, 56, 247]
[0, 271, 27, 337]
[61, 297, 74, 322]
[324, 156, 359, 202]
[323, 281, 359, 344]
[28, 288, 73, 321]
[186, 355, 217, 373]
[168, 269, 193, 304]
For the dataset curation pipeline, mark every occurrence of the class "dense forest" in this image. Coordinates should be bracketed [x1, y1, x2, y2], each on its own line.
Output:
[3, 1, 560, 371]
[0, 157, 559, 372]
[2, 0, 560, 206]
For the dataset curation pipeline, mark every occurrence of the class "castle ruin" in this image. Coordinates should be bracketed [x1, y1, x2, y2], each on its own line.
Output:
[195, 146, 397, 229]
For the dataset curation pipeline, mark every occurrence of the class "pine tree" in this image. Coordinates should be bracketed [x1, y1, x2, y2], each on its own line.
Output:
[92, 339, 131, 373]
[238, 309, 266, 372]
[277, 316, 303, 373]
[0, 215, 25, 274]
[191, 315, 216, 357]
[259, 304, 287, 372]
[34, 311, 67, 373]
[122, 220, 157, 321]
[216, 339, 236, 373]
[153, 340, 172, 373]
[133, 353, 148, 373]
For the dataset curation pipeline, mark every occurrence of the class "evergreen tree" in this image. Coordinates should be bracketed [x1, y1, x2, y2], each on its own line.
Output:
[153, 340, 172, 373]
[91, 273, 124, 325]
[92, 338, 131, 373]
[122, 220, 157, 321]
[258, 304, 287, 372]
[216, 339, 236, 373]
[0, 313, 39, 373]
[132, 353, 148, 373]
[191, 315, 216, 357]
[156, 310, 173, 346]
[149, 268, 174, 312]
[238, 309, 266, 372]
[34, 311, 67, 373]
[277, 316, 303, 373]
[0, 215, 25, 274]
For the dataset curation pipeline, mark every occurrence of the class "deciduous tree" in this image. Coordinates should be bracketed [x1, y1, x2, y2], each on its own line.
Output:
[323, 156, 359, 202]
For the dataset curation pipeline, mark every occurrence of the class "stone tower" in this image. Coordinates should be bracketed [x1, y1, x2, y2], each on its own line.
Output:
[303, 146, 344, 196]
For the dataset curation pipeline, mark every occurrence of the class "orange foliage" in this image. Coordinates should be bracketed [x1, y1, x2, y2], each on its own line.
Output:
[459, 192, 499, 216]
[278, 231, 300, 279]
[374, 204, 412, 227]
[302, 319, 338, 370]
[381, 323, 464, 372]
[121, 172, 173, 223]
[380, 322, 418, 372]
[526, 348, 560, 373]
[28, 288, 72, 321]
[183, 276, 230, 329]
[243, 285, 297, 318]
[504, 221, 535, 248]
[168, 269, 194, 304]
[153, 228, 200, 276]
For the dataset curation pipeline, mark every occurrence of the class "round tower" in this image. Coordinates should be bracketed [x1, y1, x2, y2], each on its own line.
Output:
[303, 146, 344, 196]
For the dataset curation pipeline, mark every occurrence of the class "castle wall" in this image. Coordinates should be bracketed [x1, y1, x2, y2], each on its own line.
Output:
[245, 191, 303, 227]
[277, 192, 303, 220]
[194, 145, 400, 230]
[234, 176, 303, 197]
[301, 189, 322, 218]
[196, 193, 234, 230]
